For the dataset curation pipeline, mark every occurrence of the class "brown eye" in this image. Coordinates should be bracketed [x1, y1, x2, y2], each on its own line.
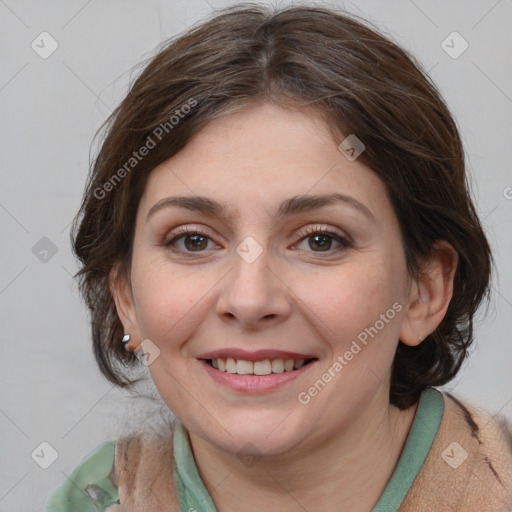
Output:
[307, 233, 334, 251]
[294, 228, 352, 254]
[164, 229, 216, 253]
[182, 233, 209, 251]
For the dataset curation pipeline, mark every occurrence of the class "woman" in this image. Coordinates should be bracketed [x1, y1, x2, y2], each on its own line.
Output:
[46, 3, 512, 511]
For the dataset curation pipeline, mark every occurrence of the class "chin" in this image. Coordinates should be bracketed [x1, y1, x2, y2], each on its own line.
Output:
[197, 412, 312, 458]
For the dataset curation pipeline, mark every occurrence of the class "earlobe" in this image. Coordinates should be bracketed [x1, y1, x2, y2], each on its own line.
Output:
[399, 241, 458, 347]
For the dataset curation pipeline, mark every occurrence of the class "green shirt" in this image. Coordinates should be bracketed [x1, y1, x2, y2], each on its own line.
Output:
[46, 388, 443, 511]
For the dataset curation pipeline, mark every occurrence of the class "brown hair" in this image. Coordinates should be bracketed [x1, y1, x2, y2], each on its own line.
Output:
[71, 3, 492, 409]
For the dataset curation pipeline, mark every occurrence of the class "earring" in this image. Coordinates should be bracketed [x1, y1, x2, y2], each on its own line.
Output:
[122, 334, 131, 351]
[418, 335, 423, 341]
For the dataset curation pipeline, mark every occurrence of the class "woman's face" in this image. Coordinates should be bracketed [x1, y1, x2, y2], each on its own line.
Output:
[119, 102, 416, 456]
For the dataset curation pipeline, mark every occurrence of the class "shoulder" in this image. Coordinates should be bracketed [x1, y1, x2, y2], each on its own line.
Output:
[442, 391, 512, 473]
[113, 427, 178, 508]
[400, 390, 512, 511]
[46, 439, 119, 512]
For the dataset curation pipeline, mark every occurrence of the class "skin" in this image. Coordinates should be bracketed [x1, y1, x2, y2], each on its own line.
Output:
[112, 102, 457, 511]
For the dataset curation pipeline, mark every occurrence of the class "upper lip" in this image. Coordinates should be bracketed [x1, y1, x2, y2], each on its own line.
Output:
[198, 349, 317, 362]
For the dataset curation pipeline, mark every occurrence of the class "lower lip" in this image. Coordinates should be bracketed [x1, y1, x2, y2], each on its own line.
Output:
[199, 359, 316, 393]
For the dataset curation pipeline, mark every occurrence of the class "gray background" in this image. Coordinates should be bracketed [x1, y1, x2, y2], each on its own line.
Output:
[0, 0, 511, 510]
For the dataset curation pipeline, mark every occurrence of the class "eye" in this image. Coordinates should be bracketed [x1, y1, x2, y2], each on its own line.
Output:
[163, 225, 352, 255]
[163, 227, 218, 253]
[293, 226, 352, 253]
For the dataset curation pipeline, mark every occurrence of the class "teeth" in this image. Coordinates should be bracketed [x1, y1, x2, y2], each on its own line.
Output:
[236, 359, 254, 375]
[254, 360, 272, 375]
[225, 358, 237, 373]
[271, 359, 285, 373]
[209, 357, 311, 375]
[294, 359, 305, 369]
[284, 359, 294, 372]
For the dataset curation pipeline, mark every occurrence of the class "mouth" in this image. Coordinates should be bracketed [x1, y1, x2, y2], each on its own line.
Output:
[203, 357, 318, 375]
[197, 350, 319, 393]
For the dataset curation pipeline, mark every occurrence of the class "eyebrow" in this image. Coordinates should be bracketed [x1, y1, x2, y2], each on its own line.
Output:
[146, 193, 375, 223]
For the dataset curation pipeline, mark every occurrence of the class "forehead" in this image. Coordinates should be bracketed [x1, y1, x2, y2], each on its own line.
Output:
[138, 103, 390, 221]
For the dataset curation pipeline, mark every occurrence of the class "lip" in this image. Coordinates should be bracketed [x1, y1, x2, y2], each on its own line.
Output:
[199, 358, 318, 394]
[197, 348, 317, 362]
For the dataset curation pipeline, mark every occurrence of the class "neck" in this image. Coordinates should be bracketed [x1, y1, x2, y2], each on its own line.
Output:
[188, 387, 418, 512]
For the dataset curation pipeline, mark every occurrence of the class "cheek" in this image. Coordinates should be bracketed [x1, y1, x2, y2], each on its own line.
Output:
[130, 255, 212, 348]
[294, 259, 405, 353]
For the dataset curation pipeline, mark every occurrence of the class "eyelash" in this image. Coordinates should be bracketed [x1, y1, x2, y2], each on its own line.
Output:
[297, 225, 353, 252]
[163, 225, 353, 255]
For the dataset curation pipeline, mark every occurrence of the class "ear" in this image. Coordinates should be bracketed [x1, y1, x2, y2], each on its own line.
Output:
[109, 263, 141, 351]
[399, 241, 458, 346]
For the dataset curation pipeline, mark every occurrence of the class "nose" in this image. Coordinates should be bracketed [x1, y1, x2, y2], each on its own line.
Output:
[216, 247, 292, 331]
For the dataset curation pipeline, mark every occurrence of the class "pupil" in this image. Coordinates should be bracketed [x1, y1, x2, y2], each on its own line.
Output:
[186, 234, 207, 251]
[310, 234, 331, 251]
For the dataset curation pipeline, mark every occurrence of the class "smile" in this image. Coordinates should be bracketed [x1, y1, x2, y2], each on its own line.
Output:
[197, 350, 319, 393]
[206, 357, 316, 375]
